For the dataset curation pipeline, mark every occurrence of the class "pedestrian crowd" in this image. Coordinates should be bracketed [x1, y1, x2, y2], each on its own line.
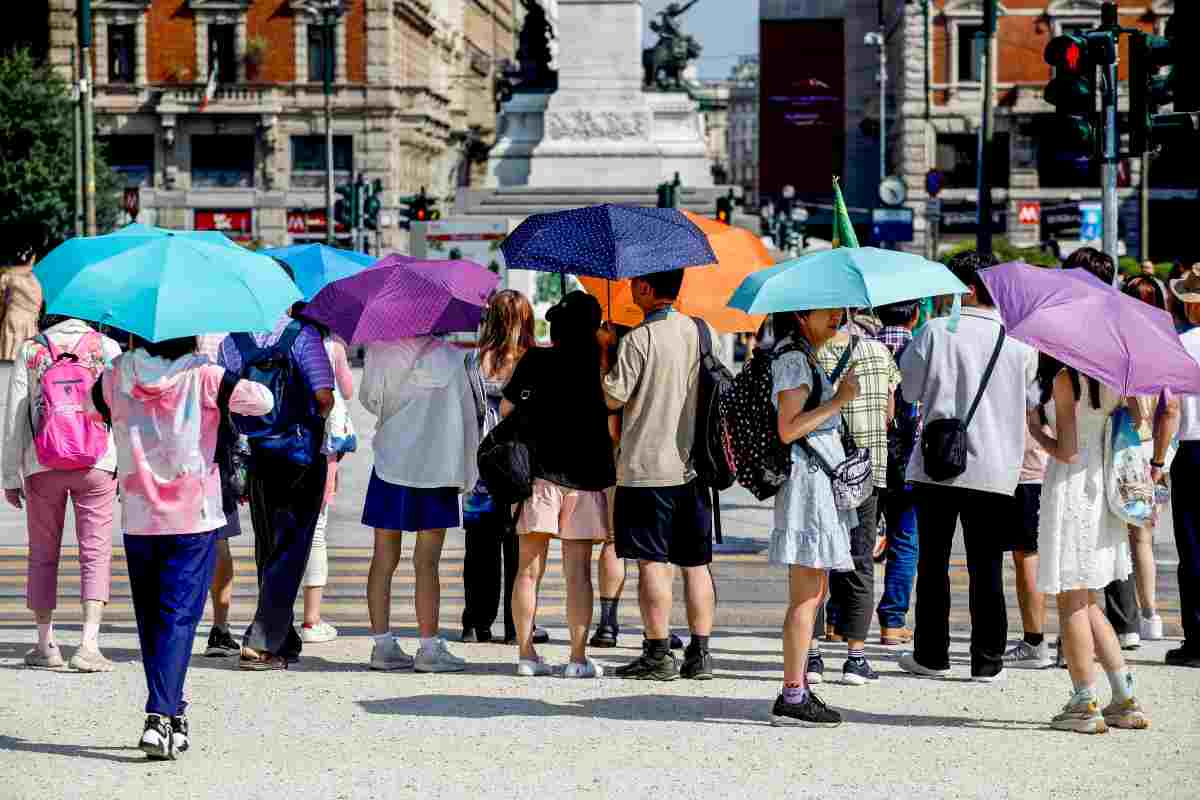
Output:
[3, 248, 1199, 760]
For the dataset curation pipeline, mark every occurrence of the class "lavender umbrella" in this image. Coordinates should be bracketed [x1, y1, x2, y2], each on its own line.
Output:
[979, 261, 1200, 396]
[303, 254, 499, 344]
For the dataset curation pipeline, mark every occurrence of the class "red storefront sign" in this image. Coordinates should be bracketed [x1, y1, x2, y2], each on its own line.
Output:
[288, 208, 348, 235]
[194, 209, 253, 241]
[1017, 201, 1041, 225]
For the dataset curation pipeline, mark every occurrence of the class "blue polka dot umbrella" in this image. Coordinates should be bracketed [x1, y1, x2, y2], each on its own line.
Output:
[500, 205, 717, 279]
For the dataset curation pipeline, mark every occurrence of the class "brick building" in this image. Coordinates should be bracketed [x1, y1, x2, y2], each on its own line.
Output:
[38, 0, 520, 249]
[761, 1, 1186, 260]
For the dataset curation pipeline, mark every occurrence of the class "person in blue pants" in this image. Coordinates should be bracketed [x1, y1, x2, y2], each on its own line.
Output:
[95, 335, 273, 759]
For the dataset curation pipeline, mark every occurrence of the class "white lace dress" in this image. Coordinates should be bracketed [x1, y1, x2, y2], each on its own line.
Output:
[1037, 379, 1133, 594]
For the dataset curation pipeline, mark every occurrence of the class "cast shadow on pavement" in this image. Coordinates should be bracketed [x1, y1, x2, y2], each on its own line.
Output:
[356, 694, 1041, 730]
[0, 735, 146, 764]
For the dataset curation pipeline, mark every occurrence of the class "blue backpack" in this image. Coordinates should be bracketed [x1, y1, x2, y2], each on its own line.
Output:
[229, 322, 322, 467]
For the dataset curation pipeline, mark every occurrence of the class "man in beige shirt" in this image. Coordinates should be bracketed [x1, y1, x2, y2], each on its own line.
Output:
[604, 268, 717, 681]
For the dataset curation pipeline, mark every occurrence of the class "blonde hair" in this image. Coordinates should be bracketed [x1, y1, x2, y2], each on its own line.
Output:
[478, 289, 535, 372]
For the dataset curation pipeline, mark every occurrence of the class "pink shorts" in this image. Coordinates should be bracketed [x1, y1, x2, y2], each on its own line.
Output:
[517, 479, 609, 541]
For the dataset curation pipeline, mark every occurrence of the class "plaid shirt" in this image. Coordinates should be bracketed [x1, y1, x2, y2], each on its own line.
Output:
[875, 325, 912, 359]
[817, 334, 901, 488]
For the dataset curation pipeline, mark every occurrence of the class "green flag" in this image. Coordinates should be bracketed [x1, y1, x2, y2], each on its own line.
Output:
[832, 176, 859, 249]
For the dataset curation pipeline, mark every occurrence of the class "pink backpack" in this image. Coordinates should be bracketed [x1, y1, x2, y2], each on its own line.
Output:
[30, 332, 109, 471]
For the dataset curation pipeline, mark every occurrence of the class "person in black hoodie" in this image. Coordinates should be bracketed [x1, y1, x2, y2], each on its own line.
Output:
[501, 292, 616, 679]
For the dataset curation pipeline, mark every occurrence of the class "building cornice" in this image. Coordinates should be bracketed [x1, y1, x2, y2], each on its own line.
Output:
[395, 0, 436, 37]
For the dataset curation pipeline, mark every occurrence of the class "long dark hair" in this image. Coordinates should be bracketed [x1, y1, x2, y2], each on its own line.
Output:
[1124, 275, 1166, 311]
[1037, 353, 1100, 411]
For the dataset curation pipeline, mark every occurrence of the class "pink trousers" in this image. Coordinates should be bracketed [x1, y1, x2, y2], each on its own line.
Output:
[25, 469, 118, 611]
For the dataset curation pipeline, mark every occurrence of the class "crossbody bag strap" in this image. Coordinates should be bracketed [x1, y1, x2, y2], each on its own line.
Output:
[963, 325, 1006, 430]
[828, 335, 858, 384]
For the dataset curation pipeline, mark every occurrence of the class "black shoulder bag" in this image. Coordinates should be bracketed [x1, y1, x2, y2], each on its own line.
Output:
[920, 325, 1006, 482]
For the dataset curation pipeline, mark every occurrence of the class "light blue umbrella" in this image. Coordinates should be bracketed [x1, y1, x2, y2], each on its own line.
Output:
[728, 247, 968, 313]
[108, 221, 244, 249]
[36, 230, 301, 342]
[261, 243, 375, 301]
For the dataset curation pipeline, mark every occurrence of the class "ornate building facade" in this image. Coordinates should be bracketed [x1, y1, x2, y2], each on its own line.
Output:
[43, 0, 518, 249]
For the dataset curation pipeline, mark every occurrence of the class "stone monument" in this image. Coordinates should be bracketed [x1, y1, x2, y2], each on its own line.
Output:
[486, 0, 713, 189]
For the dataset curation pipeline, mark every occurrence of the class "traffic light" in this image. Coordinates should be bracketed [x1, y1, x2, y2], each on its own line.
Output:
[399, 187, 441, 229]
[715, 194, 732, 225]
[363, 178, 383, 231]
[334, 182, 355, 230]
[656, 173, 682, 209]
[1044, 34, 1098, 155]
[1130, 32, 1175, 153]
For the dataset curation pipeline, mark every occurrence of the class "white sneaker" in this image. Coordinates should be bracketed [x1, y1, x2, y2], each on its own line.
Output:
[1119, 632, 1141, 650]
[1140, 615, 1164, 641]
[301, 622, 339, 643]
[517, 656, 556, 677]
[897, 652, 950, 678]
[563, 658, 603, 679]
[370, 637, 415, 671]
[415, 638, 467, 673]
[1003, 640, 1052, 669]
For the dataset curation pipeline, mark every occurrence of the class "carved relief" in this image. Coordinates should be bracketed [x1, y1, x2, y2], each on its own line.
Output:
[545, 111, 649, 142]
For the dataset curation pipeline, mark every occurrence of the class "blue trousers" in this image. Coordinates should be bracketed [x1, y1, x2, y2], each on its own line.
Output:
[877, 485, 919, 629]
[125, 532, 217, 717]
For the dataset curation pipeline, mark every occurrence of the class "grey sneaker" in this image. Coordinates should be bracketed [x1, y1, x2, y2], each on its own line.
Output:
[69, 645, 114, 673]
[370, 637, 415, 671]
[1051, 698, 1108, 734]
[1101, 698, 1151, 730]
[415, 638, 467, 673]
[1003, 640, 1051, 669]
[24, 644, 65, 669]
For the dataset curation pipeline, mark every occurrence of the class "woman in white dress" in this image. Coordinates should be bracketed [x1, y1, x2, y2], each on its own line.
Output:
[1031, 361, 1151, 734]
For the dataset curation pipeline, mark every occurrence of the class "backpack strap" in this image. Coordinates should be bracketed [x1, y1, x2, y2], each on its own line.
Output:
[693, 316, 714, 360]
[34, 334, 57, 362]
[68, 330, 102, 360]
[963, 325, 1006, 429]
[274, 320, 305, 357]
[229, 331, 260, 368]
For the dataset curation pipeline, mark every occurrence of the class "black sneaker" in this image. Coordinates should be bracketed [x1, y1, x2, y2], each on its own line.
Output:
[769, 691, 843, 727]
[1054, 637, 1068, 669]
[1165, 646, 1200, 668]
[139, 714, 175, 760]
[805, 653, 825, 684]
[461, 628, 493, 644]
[204, 627, 239, 657]
[532, 627, 550, 645]
[170, 715, 190, 755]
[842, 657, 879, 686]
[669, 633, 684, 650]
[613, 651, 679, 681]
[589, 624, 619, 648]
[680, 646, 714, 680]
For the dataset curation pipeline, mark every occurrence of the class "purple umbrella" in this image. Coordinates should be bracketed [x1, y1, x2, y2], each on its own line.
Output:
[303, 254, 499, 344]
[979, 261, 1200, 396]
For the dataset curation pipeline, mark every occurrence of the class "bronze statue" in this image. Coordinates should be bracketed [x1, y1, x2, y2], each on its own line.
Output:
[514, 0, 557, 91]
[643, 0, 702, 91]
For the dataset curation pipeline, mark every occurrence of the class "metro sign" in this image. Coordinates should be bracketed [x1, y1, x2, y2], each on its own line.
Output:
[1018, 201, 1041, 226]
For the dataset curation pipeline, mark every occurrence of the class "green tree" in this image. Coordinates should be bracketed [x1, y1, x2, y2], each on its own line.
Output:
[0, 50, 121, 262]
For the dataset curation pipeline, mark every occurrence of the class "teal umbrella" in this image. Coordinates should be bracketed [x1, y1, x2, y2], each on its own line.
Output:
[35, 229, 301, 342]
[728, 247, 968, 313]
[262, 243, 375, 301]
[108, 222, 244, 249]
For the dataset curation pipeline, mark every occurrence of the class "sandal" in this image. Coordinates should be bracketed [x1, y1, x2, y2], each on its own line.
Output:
[238, 647, 288, 671]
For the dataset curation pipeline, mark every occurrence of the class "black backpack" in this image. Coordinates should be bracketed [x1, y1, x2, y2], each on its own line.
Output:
[720, 338, 854, 501]
[692, 318, 737, 492]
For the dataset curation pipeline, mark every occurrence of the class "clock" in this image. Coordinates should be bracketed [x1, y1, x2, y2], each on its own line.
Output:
[879, 176, 908, 207]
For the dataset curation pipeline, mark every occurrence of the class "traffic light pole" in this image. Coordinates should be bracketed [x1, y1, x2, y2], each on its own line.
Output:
[1100, 6, 1119, 276]
[80, 0, 96, 237]
[975, 0, 997, 255]
[323, 15, 335, 245]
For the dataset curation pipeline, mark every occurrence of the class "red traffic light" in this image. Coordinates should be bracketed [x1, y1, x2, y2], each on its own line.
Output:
[1045, 35, 1089, 74]
[416, 208, 427, 221]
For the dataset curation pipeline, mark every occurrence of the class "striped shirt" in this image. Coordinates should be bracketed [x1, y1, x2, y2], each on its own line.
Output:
[817, 334, 901, 488]
[217, 314, 334, 392]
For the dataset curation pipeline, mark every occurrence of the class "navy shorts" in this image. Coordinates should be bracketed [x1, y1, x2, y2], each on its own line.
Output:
[361, 470, 460, 532]
[614, 481, 713, 567]
[216, 509, 242, 541]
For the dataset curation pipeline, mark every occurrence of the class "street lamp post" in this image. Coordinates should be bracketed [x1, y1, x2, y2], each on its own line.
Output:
[301, 1, 345, 245]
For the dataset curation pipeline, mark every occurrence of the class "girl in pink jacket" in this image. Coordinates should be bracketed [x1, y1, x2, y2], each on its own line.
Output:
[97, 335, 272, 761]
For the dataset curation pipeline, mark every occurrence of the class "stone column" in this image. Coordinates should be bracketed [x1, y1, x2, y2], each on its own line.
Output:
[196, 23, 210, 82]
[236, 16, 248, 82]
[136, 14, 148, 85]
[94, 19, 108, 85]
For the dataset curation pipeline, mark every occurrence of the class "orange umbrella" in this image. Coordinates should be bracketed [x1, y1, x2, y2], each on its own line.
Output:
[578, 211, 772, 333]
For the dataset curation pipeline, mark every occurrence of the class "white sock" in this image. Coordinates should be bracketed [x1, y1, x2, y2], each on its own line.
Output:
[420, 637, 438, 651]
[37, 622, 54, 650]
[1107, 670, 1136, 704]
[1070, 684, 1097, 706]
[372, 632, 393, 644]
[81, 621, 100, 650]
